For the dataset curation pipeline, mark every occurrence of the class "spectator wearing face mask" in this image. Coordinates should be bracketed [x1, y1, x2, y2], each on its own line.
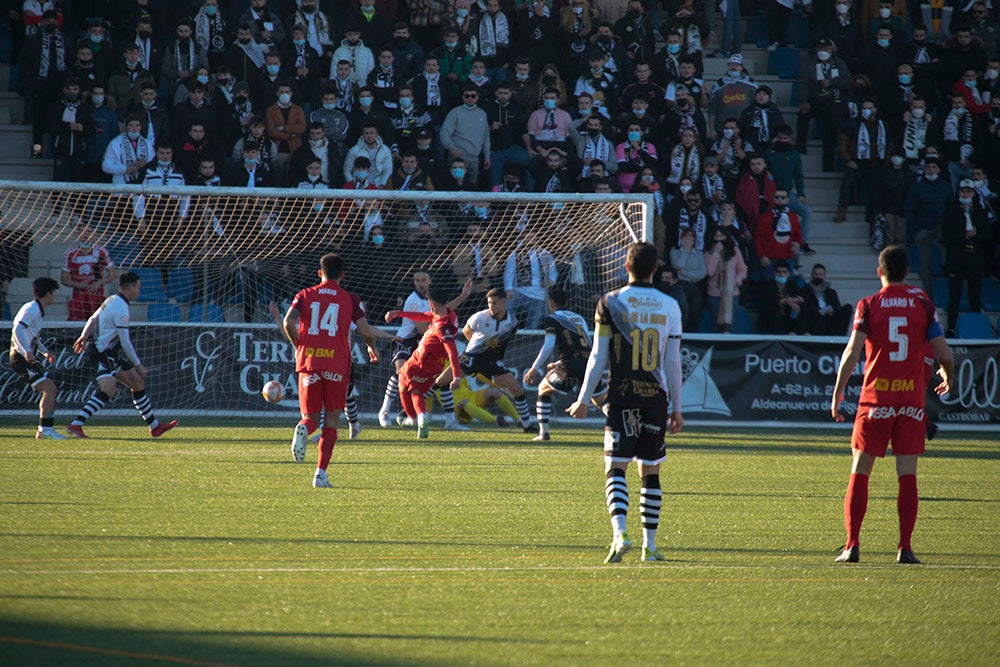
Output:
[47, 78, 92, 183]
[835, 100, 892, 235]
[798, 38, 851, 172]
[902, 24, 943, 108]
[709, 54, 758, 134]
[904, 159, 951, 294]
[980, 97, 1000, 178]
[937, 93, 981, 194]
[802, 263, 853, 336]
[880, 150, 913, 248]
[669, 227, 707, 333]
[755, 189, 803, 279]
[816, 1, 864, 73]
[867, 0, 909, 43]
[758, 261, 807, 335]
[942, 179, 995, 336]
[941, 27, 988, 97]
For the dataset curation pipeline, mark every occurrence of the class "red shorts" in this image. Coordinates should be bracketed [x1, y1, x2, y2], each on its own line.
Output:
[68, 293, 104, 321]
[399, 362, 440, 396]
[851, 405, 927, 457]
[298, 371, 348, 415]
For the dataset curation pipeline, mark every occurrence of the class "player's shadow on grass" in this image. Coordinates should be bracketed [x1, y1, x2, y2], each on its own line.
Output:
[0, 617, 431, 667]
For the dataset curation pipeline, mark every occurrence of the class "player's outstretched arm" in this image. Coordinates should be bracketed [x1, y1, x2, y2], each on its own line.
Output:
[831, 330, 866, 421]
[446, 279, 474, 311]
[73, 309, 101, 353]
[525, 333, 557, 385]
[568, 325, 609, 419]
[930, 335, 955, 396]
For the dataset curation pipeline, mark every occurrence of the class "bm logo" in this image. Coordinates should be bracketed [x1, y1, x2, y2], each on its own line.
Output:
[875, 378, 915, 392]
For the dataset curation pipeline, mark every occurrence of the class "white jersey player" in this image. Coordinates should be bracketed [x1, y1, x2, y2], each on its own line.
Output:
[8, 277, 66, 439]
[66, 271, 177, 439]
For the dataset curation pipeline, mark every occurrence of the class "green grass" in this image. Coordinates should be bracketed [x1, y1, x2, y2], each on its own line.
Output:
[1, 419, 998, 666]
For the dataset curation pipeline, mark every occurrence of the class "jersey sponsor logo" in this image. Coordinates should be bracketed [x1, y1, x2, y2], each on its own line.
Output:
[874, 377, 916, 392]
[304, 346, 337, 359]
[321, 371, 344, 382]
[866, 405, 925, 420]
[722, 92, 747, 105]
[302, 373, 321, 386]
[680, 346, 731, 416]
[625, 294, 663, 311]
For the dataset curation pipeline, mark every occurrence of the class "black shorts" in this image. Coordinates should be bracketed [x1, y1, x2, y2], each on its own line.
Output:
[604, 399, 668, 465]
[459, 353, 509, 379]
[392, 335, 421, 365]
[544, 359, 607, 397]
[9, 353, 52, 388]
[88, 344, 134, 379]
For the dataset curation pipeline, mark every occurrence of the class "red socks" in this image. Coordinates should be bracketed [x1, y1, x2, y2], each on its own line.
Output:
[897, 474, 918, 551]
[299, 417, 319, 434]
[317, 427, 337, 470]
[844, 473, 869, 549]
[400, 391, 417, 419]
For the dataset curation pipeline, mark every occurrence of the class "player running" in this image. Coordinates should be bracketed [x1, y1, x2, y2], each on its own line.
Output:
[831, 245, 954, 565]
[524, 287, 607, 441]
[9, 277, 66, 439]
[384, 285, 464, 439]
[283, 254, 397, 488]
[66, 272, 178, 438]
[568, 242, 684, 563]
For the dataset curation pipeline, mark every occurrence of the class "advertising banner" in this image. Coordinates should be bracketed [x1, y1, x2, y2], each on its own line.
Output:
[2, 324, 998, 426]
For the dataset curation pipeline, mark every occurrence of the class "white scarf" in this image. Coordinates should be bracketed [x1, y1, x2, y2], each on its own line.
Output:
[478, 11, 510, 57]
[678, 207, 707, 250]
[135, 36, 152, 69]
[856, 120, 886, 160]
[752, 105, 771, 143]
[38, 29, 66, 80]
[682, 24, 702, 52]
[815, 59, 839, 83]
[581, 134, 611, 176]
[297, 9, 331, 51]
[668, 144, 701, 183]
[237, 38, 266, 69]
[771, 206, 791, 238]
[943, 112, 974, 163]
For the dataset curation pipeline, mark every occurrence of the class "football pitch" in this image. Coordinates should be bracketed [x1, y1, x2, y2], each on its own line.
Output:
[0, 419, 998, 666]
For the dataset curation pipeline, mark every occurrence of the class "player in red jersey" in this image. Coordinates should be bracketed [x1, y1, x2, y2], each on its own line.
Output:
[60, 223, 117, 321]
[384, 284, 463, 439]
[831, 246, 954, 565]
[282, 253, 397, 488]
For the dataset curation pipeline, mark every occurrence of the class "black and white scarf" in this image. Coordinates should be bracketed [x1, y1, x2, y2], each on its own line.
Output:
[581, 134, 612, 176]
[196, 8, 226, 53]
[857, 120, 887, 160]
[296, 8, 331, 52]
[771, 206, 792, 238]
[668, 143, 701, 183]
[751, 105, 771, 143]
[478, 12, 510, 57]
[174, 38, 196, 73]
[943, 111, 974, 145]
[38, 29, 66, 80]
[902, 117, 928, 159]
[135, 36, 152, 70]
[678, 207, 708, 250]
[424, 72, 441, 106]
[293, 43, 308, 69]
[122, 137, 151, 182]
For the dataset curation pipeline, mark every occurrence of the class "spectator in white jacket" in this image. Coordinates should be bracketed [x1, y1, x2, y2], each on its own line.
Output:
[342, 123, 393, 186]
[102, 116, 155, 185]
[331, 24, 375, 85]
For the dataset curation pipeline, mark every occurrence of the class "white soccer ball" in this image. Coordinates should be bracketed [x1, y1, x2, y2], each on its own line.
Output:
[262, 380, 285, 404]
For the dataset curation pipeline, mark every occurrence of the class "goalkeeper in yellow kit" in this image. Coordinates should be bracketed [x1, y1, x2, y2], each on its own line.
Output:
[436, 375, 521, 427]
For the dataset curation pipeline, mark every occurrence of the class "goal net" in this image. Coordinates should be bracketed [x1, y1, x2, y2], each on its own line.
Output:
[0, 181, 651, 417]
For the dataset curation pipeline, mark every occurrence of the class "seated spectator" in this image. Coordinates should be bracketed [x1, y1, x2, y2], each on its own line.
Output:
[343, 123, 394, 187]
[528, 148, 580, 193]
[223, 141, 272, 187]
[525, 87, 572, 159]
[572, 113, 616, 180]
[655, 265, 689, 326]
[757, 261, 806, 335]
[438, 156, 478, 192]
[332, 22, 375, 85]
[232, 115, 278, 169]
[290, 121, 343, 187]
[665, 188, 712, 252]
[802, 263, 853, 336]
[388, 151, 435, 192]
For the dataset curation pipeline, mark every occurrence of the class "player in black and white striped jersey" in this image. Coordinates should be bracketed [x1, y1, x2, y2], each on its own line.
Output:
[65, 272, 178, 439]
[8, 277, 66, 440]
[523, 287, 607, 442]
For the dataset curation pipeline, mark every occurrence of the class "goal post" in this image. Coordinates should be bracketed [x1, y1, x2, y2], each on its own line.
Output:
[0, 180, 652, 417]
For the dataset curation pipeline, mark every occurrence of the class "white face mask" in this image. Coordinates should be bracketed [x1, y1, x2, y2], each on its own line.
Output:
[816, 50, 831, 61]
[911, 107, 925, 119]
[924, 172, 939, 181]
[988, 69, 999, 80]
[836, 3, 849, 14]
[879, 7, 891, 18]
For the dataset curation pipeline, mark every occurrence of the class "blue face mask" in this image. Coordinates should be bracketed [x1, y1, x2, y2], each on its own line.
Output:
[633, 108, 646, 117]
[91, 94, 105, 105]
[628, 131, 642, 142]
[877, 38, 890, 48]
[89, 33, 102, 43]
[278, 92, 291, 105]
[775, 275, 788, 285]
[266, 64, 280, 75]
[463, 102, 477, 110]
[579, 107, 591, 115]
[359, 96, 373, 107]
[293, 38, 305, 46]
[372, 234, 384, 245]
[959, 196, 974, 205]
[451, 167, 465, 179]
[474, 206, 488, 216]
[204, 5, 217, 15]
[245, 157, 259, 166]
[196, 74, 209, 85]
[445, 40, 458, 49]
[457, 8, 469, 17]
[354, 170, 368, 181]
[667, 43, 680, 54]
[400, 97, 413, 108]
[126, 130, 141, 140]
[323, 102, 337, 110]
[967, 79, 978, 88]
[543, 98, 556, 110]
[157, 160, 171, 170]
[899, 74, 911, 84]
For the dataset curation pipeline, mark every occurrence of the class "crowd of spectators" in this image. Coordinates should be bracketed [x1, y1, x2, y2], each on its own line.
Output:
[1, 0, 998, 335]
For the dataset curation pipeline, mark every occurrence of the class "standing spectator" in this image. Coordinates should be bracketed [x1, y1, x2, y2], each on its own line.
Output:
[757, 261, 807, 335]
[351, 0, 392, 50]
[942, 180, 994, 336]
[439, 86, 491, 187]
[860, 26, 904, 92]
[241, 0, 286, 55]
[713, 0, 742, 60]
[903, 25, 943, 109]
[765, 125, 814, 254]
[941, 27, 988, 96]
[665, 188, 712, 252]
[740, 85, 784, 148]
[485, 82, 528, 186]
[704, 226, 747, 332]
[951, 69, 990, 117]
[571, 113, 616, 180]
[390, 22, 426, 82]
[282, 24, 322, 106]
[20, 10, 66, 158]
[708, 54, 757, 135]
[61, 223, 117, 322]
[528, 148, 580, 193]
[969, 1, 1000, 59]
[46, 78, 92, 183]
[503, 229, 558, 329]
[103, 115, 154, 185]
[161, 19, 208, 102]
[172, 82, 218, 148]
[763, 0, 795, 52]
[661, 84, 707, 143]
[802, 263, 853, 335]
[226, 24, 266, 85]
[288, 0, 335, 63]
[669, 227, 707, 332]
[348, 87, 396, 147]
[616, 122, 658, 192]
[835, 99, 892, 244]
[194, 0, 228, 69]
[664, 127, 702, 193]
[107, 44, 151, 116]
[881, 151, 912, 247]
[477, 0, 512, 83]
[904, 160, 952, 294]
[310, 85, 351, 154]
[755, 189, 803, 278]
[332, 23, 375, 85]
[898, 96, 933, 167]
[735, 154, 776, 228]
[407, 0, 446, 53]
[84, 83, 117, 182]
[265, 82, 306, 186]
[368, 47, 405, 112]
[613, 0, 655, 63]
[798, 39, 850, 171]
[556, 0, 594, 78]
[329, 60, 360, 114]
[815, 0, 864, 73]
[710, 118, 753, 195]
[620, 59, 665, 117]
[429, 27, 473, 98]
[390, 84, 433, 155]
[938, 93, 981, 194]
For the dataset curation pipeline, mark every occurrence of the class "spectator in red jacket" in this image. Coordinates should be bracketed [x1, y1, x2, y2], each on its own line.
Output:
[754, 189, 803, 279]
